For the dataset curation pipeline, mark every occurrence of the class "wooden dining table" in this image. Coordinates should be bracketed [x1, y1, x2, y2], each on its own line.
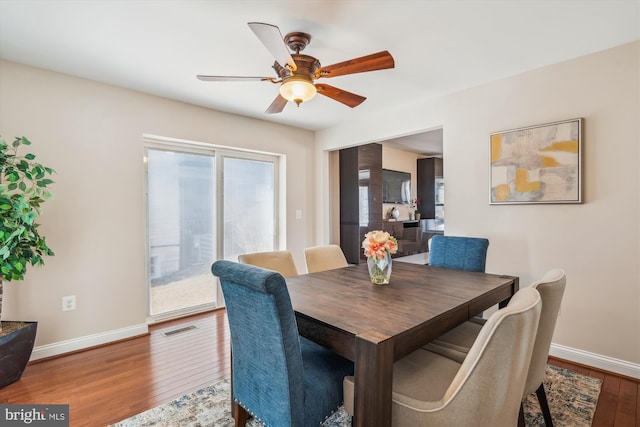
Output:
[285, 261, 519, 427]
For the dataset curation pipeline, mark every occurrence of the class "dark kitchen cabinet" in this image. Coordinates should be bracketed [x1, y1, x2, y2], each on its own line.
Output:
[417, 157, 443, 220]
[339, 143, 383, 264]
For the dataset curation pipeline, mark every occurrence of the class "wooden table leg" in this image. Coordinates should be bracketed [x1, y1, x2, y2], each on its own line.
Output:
[499, 276, 519, 309]
[353, 330, 394, 427]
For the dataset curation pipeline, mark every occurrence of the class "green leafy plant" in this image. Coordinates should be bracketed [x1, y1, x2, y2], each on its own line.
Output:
[0, 136, 55, 330]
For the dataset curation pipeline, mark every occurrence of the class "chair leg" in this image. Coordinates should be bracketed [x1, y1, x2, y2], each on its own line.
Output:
[518, 403, 526, 427]
[232, 401, 249, 427]
[536, 383, 554, 427]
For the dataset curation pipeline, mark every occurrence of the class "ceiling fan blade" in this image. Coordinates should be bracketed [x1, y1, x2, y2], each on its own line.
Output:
[316, 51, 394, 78]
[197, 75, 275, 82]
[265, 94, 288, 114]
[248, 22, 297, 71]
[315, 84, 366, 108]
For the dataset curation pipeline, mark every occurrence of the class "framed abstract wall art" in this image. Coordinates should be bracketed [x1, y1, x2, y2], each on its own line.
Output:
[490, 118, 582, 204]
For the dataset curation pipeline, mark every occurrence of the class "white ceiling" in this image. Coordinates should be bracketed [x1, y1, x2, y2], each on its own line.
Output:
[1, 0, 638, 147]
[383, 128, 444, 156]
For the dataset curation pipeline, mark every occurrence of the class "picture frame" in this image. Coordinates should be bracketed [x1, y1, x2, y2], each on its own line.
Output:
[490, 118, 582, 204]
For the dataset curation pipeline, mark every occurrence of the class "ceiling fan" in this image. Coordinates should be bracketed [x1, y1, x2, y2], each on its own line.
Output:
[197, 22, 395, 114]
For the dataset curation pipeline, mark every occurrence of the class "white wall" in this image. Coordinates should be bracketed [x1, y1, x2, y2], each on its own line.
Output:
[0, 60, 316, 350]
[317, 42, 640, 373]
[2, 41, 638, 375]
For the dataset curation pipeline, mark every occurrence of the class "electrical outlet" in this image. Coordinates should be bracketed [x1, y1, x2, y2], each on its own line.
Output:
[295, 209, 302, 220]
[62, 295, 76, 311]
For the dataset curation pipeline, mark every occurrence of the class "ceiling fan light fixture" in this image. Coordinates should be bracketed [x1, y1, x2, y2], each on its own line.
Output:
[280, 77, 317, 106]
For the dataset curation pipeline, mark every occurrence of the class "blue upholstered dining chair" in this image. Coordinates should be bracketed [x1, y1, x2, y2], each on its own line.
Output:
[211, 260, 354, 427]
[428, 235, 490, 272]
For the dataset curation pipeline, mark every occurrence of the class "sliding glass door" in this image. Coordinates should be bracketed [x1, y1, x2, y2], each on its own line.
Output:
[145, 140, 279, 318]
[222, 156, 276, 261]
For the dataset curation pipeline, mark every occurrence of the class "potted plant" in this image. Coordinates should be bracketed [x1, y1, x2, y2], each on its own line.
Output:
[0, 136, 55, 388]
[411, 198, 421, 220]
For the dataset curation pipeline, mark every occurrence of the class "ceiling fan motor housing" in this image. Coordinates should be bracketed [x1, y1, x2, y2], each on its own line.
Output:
[279, 54, 321, 106]
[289, 54, 320, 79]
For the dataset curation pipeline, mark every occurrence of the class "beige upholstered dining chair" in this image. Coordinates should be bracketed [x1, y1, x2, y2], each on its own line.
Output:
[303, 244, 349, 273]
[237, 250, 299, 278]
[426, 269, 566, 427]
[343, 287, 542, 427]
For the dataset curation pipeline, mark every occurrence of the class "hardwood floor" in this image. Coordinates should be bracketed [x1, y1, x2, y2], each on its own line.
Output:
[0, 309, 637, 426]
[0, 310, 231, 426]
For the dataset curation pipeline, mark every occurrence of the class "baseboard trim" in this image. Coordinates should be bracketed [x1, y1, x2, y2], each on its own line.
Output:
[27, 325, 639, 378]
[30, 323, 149, 361]
[550, 343, 640, 379]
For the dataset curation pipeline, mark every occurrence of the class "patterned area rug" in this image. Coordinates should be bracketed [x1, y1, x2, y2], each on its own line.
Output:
[110, 365, 601, 427]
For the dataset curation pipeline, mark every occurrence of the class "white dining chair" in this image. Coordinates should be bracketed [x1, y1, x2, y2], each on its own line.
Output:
[343, 287, 542, 427]
[303, 244, 349, 273]
[237, 250, 299, 278]
[426, 269, 566, 427]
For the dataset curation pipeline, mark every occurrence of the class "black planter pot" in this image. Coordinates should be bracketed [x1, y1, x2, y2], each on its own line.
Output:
[0, 321, 37, 389]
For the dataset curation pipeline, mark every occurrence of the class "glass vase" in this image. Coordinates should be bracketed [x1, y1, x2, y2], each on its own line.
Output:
[367, 252, 392, 285]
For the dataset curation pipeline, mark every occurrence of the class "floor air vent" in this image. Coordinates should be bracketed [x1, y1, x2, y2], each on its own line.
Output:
[162, 325, 197, 337]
